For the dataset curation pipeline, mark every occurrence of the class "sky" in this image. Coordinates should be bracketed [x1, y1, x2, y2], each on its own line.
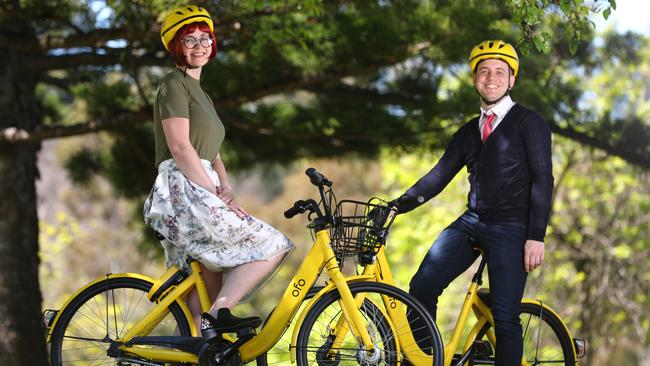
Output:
[593, 0, 650, 35]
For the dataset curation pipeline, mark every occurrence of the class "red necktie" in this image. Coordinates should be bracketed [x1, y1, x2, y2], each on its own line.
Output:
[482, 113, 496, 143]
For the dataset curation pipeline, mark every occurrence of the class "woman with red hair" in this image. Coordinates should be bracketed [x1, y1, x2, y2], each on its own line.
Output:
[143, 5, 293, 340]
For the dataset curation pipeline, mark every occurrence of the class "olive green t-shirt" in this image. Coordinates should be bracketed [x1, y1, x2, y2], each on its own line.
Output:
[153, 68, 225, 167]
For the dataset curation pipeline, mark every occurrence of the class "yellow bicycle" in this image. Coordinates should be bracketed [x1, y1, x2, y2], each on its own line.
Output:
[262, 171, 586, 365]
[44, 168, 445, 365]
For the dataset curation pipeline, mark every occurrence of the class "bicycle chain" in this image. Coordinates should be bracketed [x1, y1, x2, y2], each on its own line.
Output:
[116, 357, 163, 366]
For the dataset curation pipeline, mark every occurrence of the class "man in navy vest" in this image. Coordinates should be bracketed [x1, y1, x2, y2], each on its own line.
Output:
[395, 40, 553, 365]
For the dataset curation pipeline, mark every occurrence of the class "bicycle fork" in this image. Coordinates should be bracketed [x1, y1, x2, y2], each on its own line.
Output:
[323, 253, 378, 357]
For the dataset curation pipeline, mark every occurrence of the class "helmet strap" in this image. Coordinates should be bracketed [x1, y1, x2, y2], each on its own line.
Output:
[476, 86, 510, 106]
[181, 65, 200, 78]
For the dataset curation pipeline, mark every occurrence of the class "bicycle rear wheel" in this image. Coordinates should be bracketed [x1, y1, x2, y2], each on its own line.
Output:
[473, 302, 576, 365]
[49, 277, 192, 366]
[296, 282, 444, 366]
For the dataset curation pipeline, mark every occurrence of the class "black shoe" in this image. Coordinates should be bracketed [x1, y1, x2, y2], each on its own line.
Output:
[200, 308, 262, 341]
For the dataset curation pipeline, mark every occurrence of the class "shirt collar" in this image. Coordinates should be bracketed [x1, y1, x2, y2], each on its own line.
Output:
[480, 95, 515, 119]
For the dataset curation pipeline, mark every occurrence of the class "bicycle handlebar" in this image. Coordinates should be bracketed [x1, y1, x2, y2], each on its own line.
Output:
[389, 193, 424, 213]
[283, 199, 320, 219]
[284, 168, 333, 222]
[305, 168, 332, 187]
[288, 167, 414, 225]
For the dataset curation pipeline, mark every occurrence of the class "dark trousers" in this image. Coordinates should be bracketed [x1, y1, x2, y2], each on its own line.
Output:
[409, 211, 528, 366]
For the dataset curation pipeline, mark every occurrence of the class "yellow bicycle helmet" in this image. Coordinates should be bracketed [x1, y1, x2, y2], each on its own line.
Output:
[160, 5, 214, 51]
[469, 40, 519, 77]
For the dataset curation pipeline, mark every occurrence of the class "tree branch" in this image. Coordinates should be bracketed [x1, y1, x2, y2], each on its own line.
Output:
[548, 120, 650, 170]
[40, 75, 70, 91]
[28, 50, 168, 71]
[304, 84, 426, 106]
[219, 112, 416, 146]
[4, 55, 650, 170]
[2, 108, 648, 170]
[30, 5, 297, 52]
[213, 62, 389, 107]
[0, 108, 151, 144]
[38, 28, 141, 50]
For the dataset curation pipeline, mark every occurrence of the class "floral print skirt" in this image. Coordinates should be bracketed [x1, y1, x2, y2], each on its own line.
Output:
[143, 159, 294, 272]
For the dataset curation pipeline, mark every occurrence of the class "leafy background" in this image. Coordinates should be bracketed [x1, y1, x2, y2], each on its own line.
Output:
[0, 0, 647, 364]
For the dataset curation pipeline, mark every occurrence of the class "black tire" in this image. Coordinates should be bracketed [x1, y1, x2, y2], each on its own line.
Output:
[49, 277, 192, 366]
[295, 282, 444, 366]
[472, 302, 576, 365]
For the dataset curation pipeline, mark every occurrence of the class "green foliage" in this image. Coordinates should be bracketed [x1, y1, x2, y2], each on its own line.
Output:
[535, 137, 649, 363]
[63, 147, 103, 185]
[16, 0, 643, 178]
[506, 0, 615, 55]
[70, 79, 140, 119]
[64, 124, 155, 198]
[103, 124, 156, 199]
[36, 83, 65, 125]
[377, 148, 472, 335]
[39, 212, 82, 305]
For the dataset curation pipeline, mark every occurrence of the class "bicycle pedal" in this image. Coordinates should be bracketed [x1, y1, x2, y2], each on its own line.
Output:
[472, 340, 493, 358]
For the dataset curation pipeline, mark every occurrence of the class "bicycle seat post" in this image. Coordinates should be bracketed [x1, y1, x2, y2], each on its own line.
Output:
[471, 252, 488, 287]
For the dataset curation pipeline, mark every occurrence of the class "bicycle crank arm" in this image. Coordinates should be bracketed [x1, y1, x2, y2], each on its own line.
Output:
[200, 328, 255, 365]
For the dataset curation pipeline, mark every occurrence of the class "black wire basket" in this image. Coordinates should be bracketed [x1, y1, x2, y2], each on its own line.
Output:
[330, 200, 397, 258]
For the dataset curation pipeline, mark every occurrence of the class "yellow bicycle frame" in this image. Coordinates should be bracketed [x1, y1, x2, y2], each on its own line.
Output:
[50, 229, 423, 364]
[286, 244, 435, 364]
[352, 246, 580, 366]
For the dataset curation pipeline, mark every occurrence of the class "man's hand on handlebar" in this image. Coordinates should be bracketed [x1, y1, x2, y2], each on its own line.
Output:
[387, 194, 425, 214]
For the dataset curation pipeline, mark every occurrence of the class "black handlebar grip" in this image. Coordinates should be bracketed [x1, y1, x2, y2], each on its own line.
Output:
[397, 194, 424, 205]
[305, 168, 322, 185]
[390, 194, 425, 214]
[305, 168, 332, 186]
[284, 200, 306, 218]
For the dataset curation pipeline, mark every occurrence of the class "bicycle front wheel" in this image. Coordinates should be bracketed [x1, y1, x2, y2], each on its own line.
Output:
[296, 282, 444, 366]
[49, 276, 192, 366]
[474, 302, 576, 365]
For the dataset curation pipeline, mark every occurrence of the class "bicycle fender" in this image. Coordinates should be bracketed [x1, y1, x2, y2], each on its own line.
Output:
[521, 298, 579, 359]
[462, 298, 579, 361]
[46, 273, 156, 343]
[289, 275, 375, 362]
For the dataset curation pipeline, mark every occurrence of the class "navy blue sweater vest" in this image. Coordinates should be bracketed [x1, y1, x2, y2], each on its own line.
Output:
[404, 104, 554, 241]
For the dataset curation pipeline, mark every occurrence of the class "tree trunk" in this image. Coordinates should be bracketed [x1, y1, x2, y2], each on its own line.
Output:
[0, 7, 48, 365]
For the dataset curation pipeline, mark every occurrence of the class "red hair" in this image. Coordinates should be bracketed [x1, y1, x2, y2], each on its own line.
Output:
[167, 22, 217, 67]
